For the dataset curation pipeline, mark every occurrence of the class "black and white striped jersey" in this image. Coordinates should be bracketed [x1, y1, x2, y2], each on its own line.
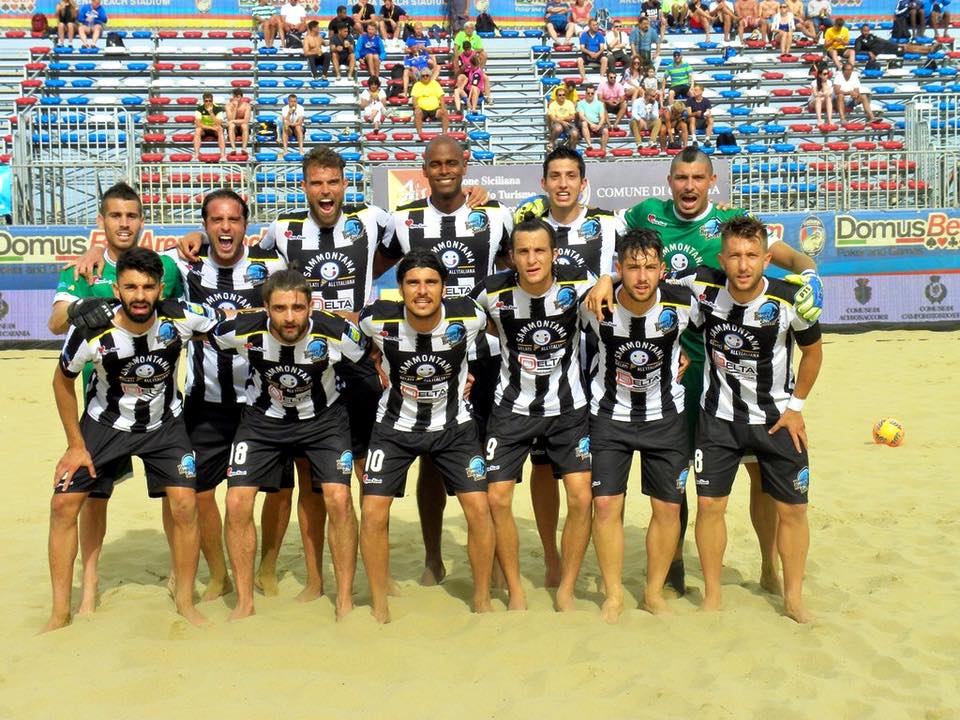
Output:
[260, 204, 394, 312]
[543, 207, 623, 275]
[59, 300, 220, 432]
[680, 267, 822, 425]
[211, 309, 368, 420]
[580, 283, 693, 422]
[383, 199, 513, 297]
[358, 296, 487, 432]
[472, 264, 595, 417]
[168, 246, 287, 406]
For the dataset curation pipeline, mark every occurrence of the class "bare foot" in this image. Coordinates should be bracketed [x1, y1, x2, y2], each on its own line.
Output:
[474, 597, 493, 613]
[371, 603, 391, 624]
[228, 602, 255, 622]
[601, 596, 624, 623]
[508, 591, 527, 611]
[420, 559, 446, 586]
[294, 582, 324, 603]
[41, 613, 71, 633]
[641, 591, 672, 616]
[166, 573, 177, 599]
[76, 588, 98, 616]
[543, 558, 562, 589]
[760, 565, 783, 596]
[701, 593, 722, 612]
[200, 575, 233, 603]
[178, 604, 212, 628]
[335, 597, 354, 621]
[387, 578, 403, 597]
[555, 588, 576, 612]
[254, 567, 279, 597]
[784, 599, 813, 624]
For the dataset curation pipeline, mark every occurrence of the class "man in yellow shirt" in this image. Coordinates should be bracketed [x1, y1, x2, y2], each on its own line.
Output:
[546, 85, 579, 149]
[823, 17, 853, 68]
[411, 68, 449, 136]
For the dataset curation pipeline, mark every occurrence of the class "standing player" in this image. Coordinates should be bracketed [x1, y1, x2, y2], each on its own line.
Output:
[473, 217, 595, 612]
[379, 134, 512, 586]
[588, 147, 823, 595]
[582, 229, 692, 621]
[48, 247, 220, 631]
[47, 182, 183, 617]
[358, 250, 496, 623]
[168, 190, 286, 602]
[213, 269, 368, 621]
[684, 216, 822, 623]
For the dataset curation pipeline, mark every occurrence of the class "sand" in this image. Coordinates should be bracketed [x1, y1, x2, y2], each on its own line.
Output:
[0, 330, 958, 719]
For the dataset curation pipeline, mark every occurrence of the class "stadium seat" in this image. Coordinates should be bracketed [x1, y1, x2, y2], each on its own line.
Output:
[260, 62, 278, 71]
[844, 122, 866, 131]
[256, 151, 278, 161]
[799, 142, 823, 151]
[141, 152, 165, 162]
[584, 149, 606, 157]
[908, 180, 927, 189]
[819, 123, 840, 132]
[611, 148, 634, 157]
[365, 132, 387, 141]
[880, 140, 904, 149]
[639, 147, 660, 157]
[368, 151, 389, 161]
[309, 132, 332, 142]
[780, 107, 803, 115]
[827, 141, 850, 150]
[738, 124, 760, 134]
[854, 141, 877, 150]
[772, 143, 796, 152]
[395, 151, 417, 160]
[341, 151, 361, 161]
[771, 89, 793, 97]
[719, 145, 741, 154]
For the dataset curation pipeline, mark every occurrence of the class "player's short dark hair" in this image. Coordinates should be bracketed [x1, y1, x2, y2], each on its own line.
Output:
[336, 3, 346, 11]
[617, 228, 664, 261]
[720, 215, 768, 250]
[462, 40, 472, 51]
[510, 215, 556, 251]
[302, 147, 346, 179]
[116, 246, 164, 283]
[396, 249, 448, 284]
[262, 269, 311, 305]
[542, 146, 586, 181]
[100, 181, 142, 216]
[669, 146, 714, 176]
[201, 189, 249, 222]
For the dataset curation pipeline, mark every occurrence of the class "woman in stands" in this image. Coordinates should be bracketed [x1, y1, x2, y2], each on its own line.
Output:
[621, 55, 645, 101]
[570, 0, 593, 34]
[770, 3, 795, 54]
[808, 66, 834, 125]
[56, 0, 77, 45]
[786, 0, 816, 40]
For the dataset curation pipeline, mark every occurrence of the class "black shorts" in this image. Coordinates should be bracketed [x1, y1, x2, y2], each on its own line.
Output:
[671, 84, 690, 99]
[337, 356, 382, 457]
[468, 355, 499, 437]
[55, 415, 196, 499]
[185, 400, 294, 492]
[581, 51, 603, 66]
[200, 128, 221, 141]
[362, 421, 487, 497]
[485, 404, 591, 483]
[590, 412, 689, 502]
[694, 411, 810, 505]
[227, 404, 353, 493]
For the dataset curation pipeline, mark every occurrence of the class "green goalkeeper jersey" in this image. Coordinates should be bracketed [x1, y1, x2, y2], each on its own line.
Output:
[624, 198, 746, 362]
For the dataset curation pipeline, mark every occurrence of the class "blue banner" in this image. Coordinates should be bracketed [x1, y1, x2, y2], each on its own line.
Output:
[0, 166, 10, 218]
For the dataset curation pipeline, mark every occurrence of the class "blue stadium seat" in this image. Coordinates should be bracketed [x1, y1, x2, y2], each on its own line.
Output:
[256, 113, 278, 122]
[283, 62, 303, 71]
[884, 101, 906, 111]
[469, 130, 491, 140]
[763, 123, 786, 133]
[256, 152, 278, 161]
[308, 96, 332, 105]
[309, 131, 332, 141]
[872, 85, 895, 93]
[259, 96, 279, 105]
[59, 131, 80, 142]
[719, 145, 741, 154]
[772, 142, 796, 152]
[524, 30, 543, 37]
[259, 47, 279, 54]
[68, 96, 90, 105]
[712, 72, 734, 81]
[939, 67, 958, 76]
[531, 45, 552, 52]
[784, 161, 807, 172]
[896, 119, 906, 129]
[473, 150, 495, 160]
[746, 143, 768, 153]
[258, 79, 279, 87]
[346, 170, 362, 182]
[309, 79, 330, 88]
[338, 131, 359, 141]
[738, 184, 763, 194]
[466, 112, 487, 122]
[41, 97, 63, 105]
[309, 113, 332, 122]
[121, 96, 143, 105]
[340, 151, 361, 161]
[912, 67, 934, 76]
[705, 57, 726, 65]
[346, 192, 366, 202]
[536, 60, 556, 69]
[478, 31, 495, 38]
[255, 172, 276, 183]
[54, 45, 74, 53]
[285, 171, 303, 182]
[46, 79, 66, 87]
[75, 62, 95, 71]
[698, 41, 719, 49]
[286, 192, 306, 202]
[730, 107, 752, 116]
[863, 68, 884, 78]
[256, 193, 277, 203]
[713, 124, 733, 134]
[720, 89, 742, 98]
[132, 30, 152, 38]
[260, 62, 278, 71]
[284, 79, 304, 88]
[31, 132, 50, 143]
[769, 183, 789, 193]
[541, 77, 561, 86]
[49, 62, 70, 70]
[78, 47, 99, 54]
[500, 29, 520, 38]
[792, 183, 817, 192]
[127, 62, 149, 71]
[924, 83, 946, 92]
[71, 79, 94, 88]
[659, 58, 671, 67]
[737, 123, 760, 134]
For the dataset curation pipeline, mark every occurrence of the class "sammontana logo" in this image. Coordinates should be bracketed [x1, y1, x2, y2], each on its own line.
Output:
[835, 214, 960, 250]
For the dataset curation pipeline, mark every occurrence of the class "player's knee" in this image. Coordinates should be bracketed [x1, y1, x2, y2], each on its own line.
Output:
[593, 494, 621, 522]
[321, 486, 352, 521]
[650, 498, 681, 521]
[50, 494, 82, 525]
[696, 495, 727, 516]
[485, 486, 513, 514]
[167, 492, 197, 523]
[225, 489, 255, 519]
[775, 500, 807, 523]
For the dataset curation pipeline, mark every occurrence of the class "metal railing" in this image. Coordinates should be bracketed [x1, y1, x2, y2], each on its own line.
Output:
[907, 93, 960, 151]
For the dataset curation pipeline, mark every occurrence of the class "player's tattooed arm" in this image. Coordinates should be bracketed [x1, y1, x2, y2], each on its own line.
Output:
[52, 366, 96, 490]
[768, 338, 822, 452]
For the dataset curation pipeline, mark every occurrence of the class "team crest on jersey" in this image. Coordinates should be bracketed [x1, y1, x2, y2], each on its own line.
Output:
[701, 217, 722, 239]
[444, 321, 466, 346]
[554, 285, 577, 310]
[578, 218, 601, 242]
[336, 450, 354, 474]
[178, 453, 197, 479]
[416, 363, 436, 378]
[723, 333, 744, 349]
[647, 213, 667, 227]
[466, 210, 489, 233]
[244, 262, 268, 285]
[709, 323, 759, 359]
[575, 436, 591, 460]
[794, 466, 810, 493]
[755, 300, 781, 326]
[342, 217, 366, 242]
[676, 468, 689, 491]
[156, 320, 178, 346]
[306, 338, 328, 362]
[466, 455, 487, 481]
[668, 252, 690, 272]
[656, 307, 679, 333]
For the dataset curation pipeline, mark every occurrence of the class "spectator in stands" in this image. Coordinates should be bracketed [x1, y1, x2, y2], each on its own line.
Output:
[406, 20, 431, 47]
[193, 92, 225, 161]
[664, 0, 689, 30]
[854, 23, 938, 59]
[835, 62, 875, 121]
[806, 0, 832, 38]
[598, 69, 627, 126]
[252, 0, 283, 49]
[662, 100, 688, 149]
[710, 0, 737, 42]
[357, 22, 386, 78]
[360, 75, 387, 131]
[786, 0, 817, 39]
[544, 1, 575, 42]
[77, 0, 106, 48]
[894, 0, 924, 38]
[642, 62, 661, 101]
[926, 0, 951, 40]
[685, 84, 713, 145]
[577, 84, 610, 153]
[577, 18, 608, 81]
[630, 88, 662, 148]
[736, 0, 768, 43]
[605, 18, 631, 69]
[455, 54, 488, 111]
[621, 55, 645, 101]
[687, 0, 716, 41]
[631, 15, 661, 65]
[640, 0, 665, 37]
[225, 88, 251, 155]
[453, 21, 487, 74]
[570, 0, 594, 34]
[304, 20, 330, 78]
[808, 66, 834, 124]
[546, 85, 579, 149]
[280, 0, 308, 47]
[329, 5, 353, 34]
[379, 0, 407, 40]
[411, 67, 449, 135]
[352, 0, 376, 34]
[56, 0, 78, 45]
[403, 33, 437, 95]
[823, 16, 852, 68]
[664, 49, 694, 104]
[330, 24, 356, 79]
[550, 77, 581, 104]
[770, 3, 796, 53]
[758, 0, 780, 40]
[280, 93, 305, 153]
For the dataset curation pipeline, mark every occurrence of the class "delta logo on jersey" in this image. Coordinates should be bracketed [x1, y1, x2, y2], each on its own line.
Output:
[342, 217, 366, 242]
[754, 300, 781, 326]
[656, 307, 679, 333]
[306, 337, 328, 362]
[244, 262, 268, 286]
[465, 210, 489, 233]
[554, 285, 577, 310]
[444, 321, 466, 346]
[466, 455, 487, 481]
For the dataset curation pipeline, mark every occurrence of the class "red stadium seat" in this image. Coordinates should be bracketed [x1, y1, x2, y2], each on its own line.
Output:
[0, 154, 11, 164]
[158, 30, 177, 39]
[143, 133, 166, 143]
[879, 181, 900, 190]
[170, 152, 193, 162]
[908, 180, 927, 189]
[231, 79, 252, 87]
[824, 181, 842, 191]
[448, 113, 463, 122]
[233, 31, 253, 39]
[612, 148, 634, 157]
[389, 115, 410, 123]
[949, 50, 960, 59]
[232, 46, 253, 54]
[563, 77, 583, 85]
[169, 172, 191, 182]
[30, 46, 50, 55]
[166, 193, 192, 203]
[208, 31, 227, 39]
[420, 132, 438, 140]
[15, 97, 38, 106]
[6, 30, 26, 38]
[367, 151, 389, 160]
[554, 44, 573, 51]
[140, 172, 161, 183]
[799, 142, 823, 151]
[172, 133, 194, 142]
[850, 181, 873, 190]
[665, 147, 682, 155]
[25, 62, 46, 71]
[844, 122, 866, 131]
[149, 96, 173, 105]
[154, 62, 175, 71]
[365, 132, 387, 140]
[387, 97, 406, 105]
[897, 160, 917, 170]
[438, 78, 455, 87]
[639, 147, 661, 156]
[778, 54, 798, 63]
[180, 62, 201, 71]
[847, 161, 860, 171]
[809, 161, 833, 170]
[141, 152, 165, 162]
[176, 96, 197, 105]
[224, 172, 243, 182]
[827, 141, 850, 150]
[867, 160, 888, 170]
[746, 40, 766, 48]
[796, 87, 813, 97]
[395, 151, 417, 160]
[448, 131, 467, 140]
[584, 149, 606, 157]
[557, 60, 578, 68]
[819, 123, 839, 131]
[21, 79, 42, 88]
[853, 141, 876, 150]
[772, 89, 793, 97]
[763, 71, 784, 80]
[880, 140, 904, 150]
[174, 114, 196, 123]
[781, 106, 803, 114]
[225, 153, 248, 162]
[142, 194, 161, 204]
[183, 31, 203, 39]
[609, 128, 627, 137]
[790, 123, 813, 132]
[231, 62, 253, 71]
[198, 153, 220, 162]
[146, 113, 169, 123]
[393, 132, 414, 140]
[802, 53, 823, 63]
[870, 120, 893, 130]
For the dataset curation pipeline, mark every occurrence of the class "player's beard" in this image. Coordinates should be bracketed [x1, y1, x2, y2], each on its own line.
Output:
[622, 282, 655, 306]
[276, 317, 309, 343]
[120, 297, 156, 324]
